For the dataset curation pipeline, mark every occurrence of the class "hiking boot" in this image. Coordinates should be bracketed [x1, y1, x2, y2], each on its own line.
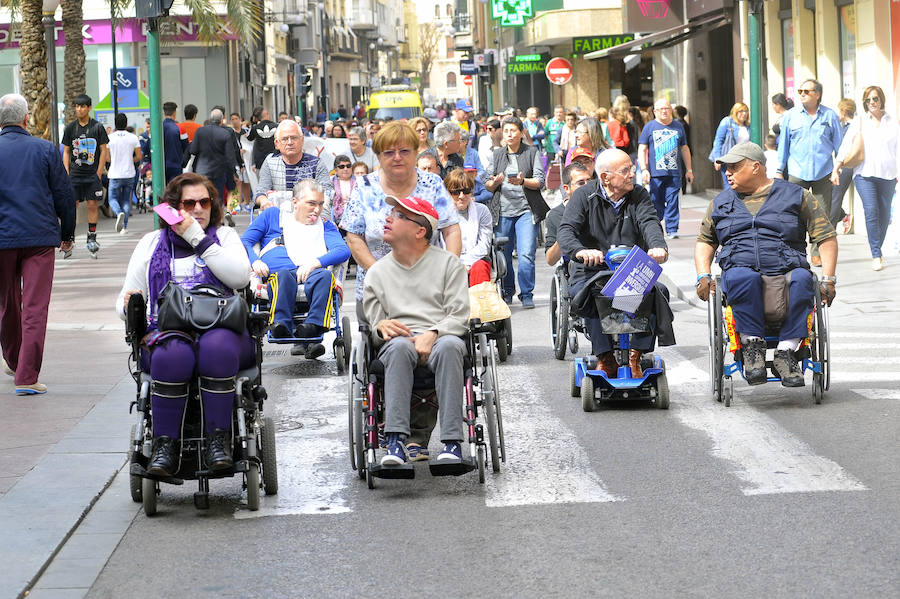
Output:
[773, 349, 805, 387]
[147, 436, 179, 477]
[742, 338, 767, 385]
[206, 428, 234, 471]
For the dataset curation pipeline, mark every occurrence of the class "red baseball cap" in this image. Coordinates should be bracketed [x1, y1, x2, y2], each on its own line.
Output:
[565, 147, 595, 166]
[385, 195, 439, 232]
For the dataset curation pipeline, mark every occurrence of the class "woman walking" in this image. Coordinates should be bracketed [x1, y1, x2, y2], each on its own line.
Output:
[710, 102, 751, 187]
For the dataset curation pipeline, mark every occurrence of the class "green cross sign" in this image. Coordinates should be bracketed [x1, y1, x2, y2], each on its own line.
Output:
[491, 0, 533, 27]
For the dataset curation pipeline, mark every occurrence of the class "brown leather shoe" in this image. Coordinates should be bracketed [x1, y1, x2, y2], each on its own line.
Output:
[629, 349, 644, 378]
[596, 351, 618, 378]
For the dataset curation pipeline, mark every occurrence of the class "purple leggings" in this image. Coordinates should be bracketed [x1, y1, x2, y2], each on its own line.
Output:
[144, 328, 256, 439]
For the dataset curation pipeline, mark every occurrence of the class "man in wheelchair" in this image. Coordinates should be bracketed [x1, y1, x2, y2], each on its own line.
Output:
[694, 142, 837, 387]
[557, 149, 675, 378]
[241, 179, 350, 344]
[362, 195, 470, 467]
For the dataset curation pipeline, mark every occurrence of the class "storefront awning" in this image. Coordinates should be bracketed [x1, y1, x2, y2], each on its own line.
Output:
[584, 12, 730, 60]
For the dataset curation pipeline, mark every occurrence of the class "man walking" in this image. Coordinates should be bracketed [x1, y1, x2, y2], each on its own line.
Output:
[106, 113, 142, 234]
[184, 108, 240, 203]
[0, 94, 76, 395]
[162, 101, 187, 183]
[776, 78, 843, 267]
[638, 98, 693, 238]
[61, 93, 107, 257]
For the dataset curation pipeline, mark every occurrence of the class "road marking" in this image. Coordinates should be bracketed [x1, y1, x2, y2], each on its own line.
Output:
[235, 374, 351, 519]
[850, 388, 900, 400]
[660, 348, 867, 496]
[484, 364, 622, 508]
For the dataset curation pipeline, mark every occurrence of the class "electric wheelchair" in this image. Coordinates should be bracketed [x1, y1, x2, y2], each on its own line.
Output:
[567, 247, 671, 412]
[549, 258, 589, 360]
[706, 273, 831, 406]
[125, 292, 278, 515]
[347, 319, 506, 487]
[488, 236, 513, 362]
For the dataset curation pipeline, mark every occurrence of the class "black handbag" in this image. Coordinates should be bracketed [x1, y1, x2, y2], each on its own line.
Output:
[157, 282, 248, 334]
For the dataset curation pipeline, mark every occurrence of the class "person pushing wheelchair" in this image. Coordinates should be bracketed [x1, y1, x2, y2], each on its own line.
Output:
[694, 142, 837, 387]
[362, 196, 470, 467]
[557, 149, 675, 378]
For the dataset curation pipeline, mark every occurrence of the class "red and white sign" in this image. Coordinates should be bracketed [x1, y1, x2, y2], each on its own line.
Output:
[463, 75, 474, 86]
[545, 57, 573, 86]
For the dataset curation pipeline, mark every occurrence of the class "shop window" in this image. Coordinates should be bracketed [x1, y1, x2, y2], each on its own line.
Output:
[446, 36, 454, 58]
[838, 4, 857, 100]
[446, 3, 453, 17]
[435, 5, 440, 18]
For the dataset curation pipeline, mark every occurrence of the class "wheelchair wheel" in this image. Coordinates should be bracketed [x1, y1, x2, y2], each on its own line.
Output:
[655, 359, 669, 409]
[570, 361, 580, 398]
[708, 277, 725, 402]
[261, 415, 279, 495]
[480, 338, 501, 472]
[142, 477, 157, 516]
[497, 324, 509, 363]
[568, 329, 579, 355]
[503, 318, 513, 355]
[580, 375, 595, 412]
[550, 275, 568, 360]
[347, 346, 366, 478]
[129, 424, 142, 503]
[246, 462, 260, 511]
[491, 351, 506, 463]
[341, 315, 353, 371]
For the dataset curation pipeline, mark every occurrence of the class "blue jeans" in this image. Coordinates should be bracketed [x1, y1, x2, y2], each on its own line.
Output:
[649, 175, 681, 234]
[266, 267, 335, 331]
[721, 266, 814, 341]
[854, 175, 896, 258]
[108, 178, 133, 228]
[497, 212, 538, 301]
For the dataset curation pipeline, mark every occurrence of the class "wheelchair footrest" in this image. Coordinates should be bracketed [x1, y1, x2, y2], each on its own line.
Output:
[428, 458, 477, 477]
[130, 463, 184, 485]
[370, 463, 416, 479]
[194, 492, 210, 510]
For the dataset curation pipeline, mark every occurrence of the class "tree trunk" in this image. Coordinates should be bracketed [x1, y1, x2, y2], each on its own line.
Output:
[61, 0, 85, 124]
[19, 0, 51, 138]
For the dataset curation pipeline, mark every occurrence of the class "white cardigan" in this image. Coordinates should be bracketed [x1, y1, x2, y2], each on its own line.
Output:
[116, 224, 251, 320]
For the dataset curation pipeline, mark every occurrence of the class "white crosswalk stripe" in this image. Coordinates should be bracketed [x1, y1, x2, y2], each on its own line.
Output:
[850, 388, 900, 400]
[660, 348, 867, 496]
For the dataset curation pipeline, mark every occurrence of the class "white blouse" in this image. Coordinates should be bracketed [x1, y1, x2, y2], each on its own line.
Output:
[837, 111, 900, 180]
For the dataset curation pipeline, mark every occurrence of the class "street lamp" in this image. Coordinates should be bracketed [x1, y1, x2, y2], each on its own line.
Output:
[317, 2, 329, 117]
[42, 0, 60, 144]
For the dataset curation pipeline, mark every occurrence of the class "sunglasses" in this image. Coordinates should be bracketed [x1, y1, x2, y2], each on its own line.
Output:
[448, 187, 473, 196]
[335, 163, 351, 169]
[865, 97, 881, 104]
[180, 198, 212, 209]
[389, 210, 426, 228]
[797, 89, 815, 95]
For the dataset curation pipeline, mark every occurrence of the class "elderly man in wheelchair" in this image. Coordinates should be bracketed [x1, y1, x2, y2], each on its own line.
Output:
[557, 149, 675, 379]
[241, 179, 350, 358]
[362, 195, 471, 468]
[695, 142, 837, 387]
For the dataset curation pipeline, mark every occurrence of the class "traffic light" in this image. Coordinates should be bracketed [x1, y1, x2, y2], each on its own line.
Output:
[295, 65, 313, 95]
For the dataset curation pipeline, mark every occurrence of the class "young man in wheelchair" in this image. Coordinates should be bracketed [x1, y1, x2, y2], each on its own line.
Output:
[545, 161, 594, 266]
[241, 179, 350, 353]
[694, 142, 837, 387]
[557, 149, 675, 378]
[362, 195, 471, 466]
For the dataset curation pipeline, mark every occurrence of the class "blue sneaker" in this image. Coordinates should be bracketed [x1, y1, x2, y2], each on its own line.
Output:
[377, 428, 387, 448]
[406, 443, 430, 462]
[436, 442, 462, 462]
[521, 296, 535, 309]
[381, 433, 408, 466]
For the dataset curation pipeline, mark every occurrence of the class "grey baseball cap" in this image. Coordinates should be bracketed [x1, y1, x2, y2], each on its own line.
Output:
[716, 141, 766, 165]
[422, 107, 440, 123]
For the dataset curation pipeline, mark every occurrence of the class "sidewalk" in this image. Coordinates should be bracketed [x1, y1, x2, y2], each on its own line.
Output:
[0, 191, 894, 599]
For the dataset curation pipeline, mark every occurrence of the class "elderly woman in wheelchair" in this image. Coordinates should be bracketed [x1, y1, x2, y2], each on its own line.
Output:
[117, 174, 267, 510]
[695, 142, 836, 392]
[241, 179, 350, 358]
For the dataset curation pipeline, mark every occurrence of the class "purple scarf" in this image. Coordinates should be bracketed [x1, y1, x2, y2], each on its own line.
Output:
[147, 226, 227, 323]
[330, 174, 355, 224]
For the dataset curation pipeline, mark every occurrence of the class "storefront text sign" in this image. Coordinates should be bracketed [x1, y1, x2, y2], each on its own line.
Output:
[573, 35, 638, 54]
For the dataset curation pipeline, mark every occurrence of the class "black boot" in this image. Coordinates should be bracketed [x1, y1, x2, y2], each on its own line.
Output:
[206, 428, 234, 471]
[773, 349, 805, 387]
[147, 436, 179, 477]
[742, 338, 767, 386]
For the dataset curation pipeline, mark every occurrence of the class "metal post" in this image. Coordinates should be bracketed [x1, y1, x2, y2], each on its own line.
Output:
[748, 1, 764, 145]
[111, 8, 119, 116]
[42, 12, 59, 144]
[320, 6, 329, 117]
[147, 17, 165, 216]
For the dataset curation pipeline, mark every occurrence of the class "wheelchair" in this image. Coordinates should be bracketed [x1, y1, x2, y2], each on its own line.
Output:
[347, 319, 506, 487]
[549, 259, 589, 360]
[125, 292, 278, 515]
[707, 273, 830, 406]
[567, 247, 671, 412]
[487, 236, 513, 362]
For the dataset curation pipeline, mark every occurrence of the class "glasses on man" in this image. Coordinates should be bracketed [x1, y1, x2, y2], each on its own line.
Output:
[724, 160, 748, 174]
[448, 187, 473, 196]
[381, 148, 413, 159]
[388, 210, 426, 227]
[335, 163, 351, 169]
[180, 198, 212, 210]
[606, 165, 636, 177]
[280, 135, 301, 143]
[797, 89, 815, 95]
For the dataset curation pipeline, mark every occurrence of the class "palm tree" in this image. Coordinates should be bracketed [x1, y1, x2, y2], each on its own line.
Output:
[17, 0, 51, 138]
[61, 0, 84, 124]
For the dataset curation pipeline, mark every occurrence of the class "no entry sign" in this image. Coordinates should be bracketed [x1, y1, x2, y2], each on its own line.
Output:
[463, 75, 473, 86]
[545, 57, 573, 85]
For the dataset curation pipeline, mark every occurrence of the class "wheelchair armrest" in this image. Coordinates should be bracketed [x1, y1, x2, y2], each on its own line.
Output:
[247, 311, 270, 338]
[125, 293, 147, 344]
[494, 236, 509, 249]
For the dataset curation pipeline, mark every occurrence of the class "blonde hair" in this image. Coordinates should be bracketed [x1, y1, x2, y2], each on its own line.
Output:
[729, 102, 750, 123]
[372, 121, 419, 155]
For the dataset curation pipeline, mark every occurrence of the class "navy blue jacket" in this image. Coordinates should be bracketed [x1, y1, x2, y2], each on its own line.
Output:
[711, 178, 808, 275]
[162, 117, 186, 172]
[0, 126, 76, 249]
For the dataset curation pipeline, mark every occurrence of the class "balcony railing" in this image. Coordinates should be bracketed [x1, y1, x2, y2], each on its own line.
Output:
[452, 13, 471, 34]
[349, 7, 376, 29]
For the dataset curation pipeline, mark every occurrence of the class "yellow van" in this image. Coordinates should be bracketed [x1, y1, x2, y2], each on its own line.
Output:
[366, 86, 423, 121]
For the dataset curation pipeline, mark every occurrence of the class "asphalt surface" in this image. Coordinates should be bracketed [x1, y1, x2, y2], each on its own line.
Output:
[4, 194, 899, 599]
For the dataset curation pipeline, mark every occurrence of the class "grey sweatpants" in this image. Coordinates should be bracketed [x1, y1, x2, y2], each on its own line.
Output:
[379, 335, 466, 443]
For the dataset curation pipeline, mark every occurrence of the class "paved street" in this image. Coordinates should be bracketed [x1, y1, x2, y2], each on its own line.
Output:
[2, 195, 899, 598]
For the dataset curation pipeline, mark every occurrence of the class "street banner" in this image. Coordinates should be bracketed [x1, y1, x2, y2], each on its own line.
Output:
[600, 247, 662, 314]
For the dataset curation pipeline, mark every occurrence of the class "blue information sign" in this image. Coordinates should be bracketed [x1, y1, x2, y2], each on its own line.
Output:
[110, 67, 140, 108]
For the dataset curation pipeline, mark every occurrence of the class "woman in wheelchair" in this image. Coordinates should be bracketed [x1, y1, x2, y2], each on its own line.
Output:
[241, 179, 350, 342]
[117, 173, 253, 477]
[444, 169, 493, 286]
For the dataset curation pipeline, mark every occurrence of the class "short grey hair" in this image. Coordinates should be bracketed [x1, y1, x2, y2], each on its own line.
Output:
[433, 121, 462, 147]
[209, 108, 224, 123]
[347, 126, 365, 139]
[276, 118, 302, 140]
[0, 93, 28, 127]
[292, 178, 324, 199]
[459, 128, 470, 143]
